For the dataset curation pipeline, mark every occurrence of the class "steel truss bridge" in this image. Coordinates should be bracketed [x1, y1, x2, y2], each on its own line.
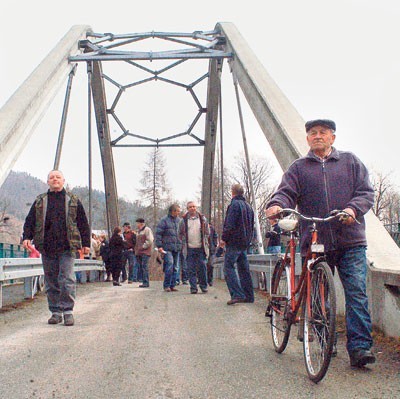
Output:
[0, 23, 399, 336]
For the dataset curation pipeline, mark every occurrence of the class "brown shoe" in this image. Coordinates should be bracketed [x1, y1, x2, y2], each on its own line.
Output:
[227, 298, 247, 305]
[164, 288, 171, 292]
[63, 314, 74, 326]
[170, 287, 179, 292]
[48, 313, 63, 324]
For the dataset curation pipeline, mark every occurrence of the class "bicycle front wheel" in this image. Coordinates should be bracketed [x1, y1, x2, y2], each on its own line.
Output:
[270, 259, 291, 353]
[303, 261, 336, 383]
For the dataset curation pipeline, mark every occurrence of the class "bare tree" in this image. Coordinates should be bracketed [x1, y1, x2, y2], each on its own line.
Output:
[209, 163, 233, 236]
[137, 148, 172, 230]
[371, 171, 392, 221]
[370, 169, 400, 232]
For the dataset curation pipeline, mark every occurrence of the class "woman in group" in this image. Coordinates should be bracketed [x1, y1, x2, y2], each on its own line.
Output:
[99, 234, 112, 281]
[109, 227, 125, 286]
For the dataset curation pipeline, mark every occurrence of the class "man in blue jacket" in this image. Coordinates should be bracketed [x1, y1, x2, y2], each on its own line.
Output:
[266, 119, 375, 368]
[220, 183, 255, 305]
[155, 204, 182, 292]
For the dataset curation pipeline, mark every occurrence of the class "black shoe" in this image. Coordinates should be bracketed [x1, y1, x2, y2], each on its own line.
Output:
[64, 314, 74, 327]
[201, 288, 208, 293]
[208, 282, 213, 287]
[182, 281, 189, 285]
[190, 289, 198, 294]
[113, 281, 122, 286]
[227, 298, 247, 305]
[139, 284, 149, 288]
[48, 314, 63, 325]
[350, 349, 376, 368]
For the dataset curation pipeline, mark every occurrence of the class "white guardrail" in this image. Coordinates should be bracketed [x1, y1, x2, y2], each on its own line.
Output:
[213, 253, 301, 292]
[0, 258, 104, 308]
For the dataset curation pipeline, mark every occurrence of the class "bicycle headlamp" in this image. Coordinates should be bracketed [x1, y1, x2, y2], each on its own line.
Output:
[278, 217, 298, 231]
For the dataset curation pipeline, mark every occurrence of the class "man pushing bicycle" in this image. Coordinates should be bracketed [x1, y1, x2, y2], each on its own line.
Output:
[265, 119, 376, 369]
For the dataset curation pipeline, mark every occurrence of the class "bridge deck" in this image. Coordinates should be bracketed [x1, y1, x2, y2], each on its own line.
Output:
[0, 281, 398, 398]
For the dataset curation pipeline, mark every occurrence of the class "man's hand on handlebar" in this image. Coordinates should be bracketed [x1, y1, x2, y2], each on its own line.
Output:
[340, 208, 356, 225]
[265, 205, 282, 220]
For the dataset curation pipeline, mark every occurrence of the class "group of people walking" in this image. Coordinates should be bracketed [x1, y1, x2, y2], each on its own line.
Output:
[101, 219, 154, 287]
[21, 118, 376, 370]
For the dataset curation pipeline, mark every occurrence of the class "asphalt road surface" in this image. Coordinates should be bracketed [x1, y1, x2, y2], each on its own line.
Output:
[0, 280, 399, 399]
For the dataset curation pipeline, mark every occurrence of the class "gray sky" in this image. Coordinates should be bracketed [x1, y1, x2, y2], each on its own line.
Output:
[1, 0, 400, 203]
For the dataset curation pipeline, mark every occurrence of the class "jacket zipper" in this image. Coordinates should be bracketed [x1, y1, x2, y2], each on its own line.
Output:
[322, 159, 336, 247]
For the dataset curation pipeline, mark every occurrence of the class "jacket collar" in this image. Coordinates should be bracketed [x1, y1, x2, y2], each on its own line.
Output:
[306, 146, 340, 162]
[232, 195, 246, 202]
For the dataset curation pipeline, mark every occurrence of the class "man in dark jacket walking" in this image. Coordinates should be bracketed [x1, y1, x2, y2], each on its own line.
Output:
[266, 119, 375, 368]
[22, 170, 90, 326]
[220, 183, 255, 305]
[155, 204, 182, 292]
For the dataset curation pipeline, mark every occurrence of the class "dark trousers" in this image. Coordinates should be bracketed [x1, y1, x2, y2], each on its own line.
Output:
[187, 247, 208, 291]
[207, 254, 215, 285]
[111, 254, 124, 282]
[42, 252, 76, 314]
[177, 251, 189, 283]
[136, 255, 150, 286]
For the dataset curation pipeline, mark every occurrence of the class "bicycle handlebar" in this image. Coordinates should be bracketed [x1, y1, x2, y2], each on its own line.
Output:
[277, 208, 361, 225]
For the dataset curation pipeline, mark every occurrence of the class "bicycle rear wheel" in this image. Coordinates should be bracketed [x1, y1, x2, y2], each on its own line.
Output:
[270, 260, 291, 353]
[303, 261, 336, 383]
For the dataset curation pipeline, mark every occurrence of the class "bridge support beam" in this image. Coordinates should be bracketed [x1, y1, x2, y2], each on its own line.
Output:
[0, 25, 91, 187]
[91, 61, 120, 235]
[218, 22, 308, 171]
[201, 59, 221, 219]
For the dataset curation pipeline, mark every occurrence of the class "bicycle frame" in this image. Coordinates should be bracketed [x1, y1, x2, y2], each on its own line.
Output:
[281, 222, 324, 326]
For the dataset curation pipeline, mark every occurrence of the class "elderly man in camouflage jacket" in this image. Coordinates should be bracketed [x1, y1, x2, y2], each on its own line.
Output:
[23, 170, 90, 326]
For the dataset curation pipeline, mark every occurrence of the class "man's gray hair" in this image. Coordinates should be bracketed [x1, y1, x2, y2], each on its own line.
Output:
[168, 203, 181, 214]
[231, 183, 244, 196]
[47, 169, 64, 180]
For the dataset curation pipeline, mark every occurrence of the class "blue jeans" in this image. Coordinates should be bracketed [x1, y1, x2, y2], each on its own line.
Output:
[176, 252, 189, 283]
[136, 255, 150, 286]
[42, 252, 76, 314]
[187, 247, 208, 291]
[163, 251, 180, 289]
[327, 246, 373, 354]
[124, 250, 138, 282]
[267, 246, 281, 254]
[223, 246, 254, 302]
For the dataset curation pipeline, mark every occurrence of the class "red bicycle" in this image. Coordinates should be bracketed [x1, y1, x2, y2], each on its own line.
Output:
[266, 208, 357, 383]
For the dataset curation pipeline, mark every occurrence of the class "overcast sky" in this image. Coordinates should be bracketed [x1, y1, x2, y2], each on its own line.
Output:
[1, 0, 400, 204]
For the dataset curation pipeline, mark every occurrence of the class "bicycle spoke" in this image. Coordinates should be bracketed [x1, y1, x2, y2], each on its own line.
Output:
[303, 262, 336, 383]
[270, 261, 291, 353]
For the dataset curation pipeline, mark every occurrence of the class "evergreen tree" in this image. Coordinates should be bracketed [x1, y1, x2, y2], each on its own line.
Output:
[137, 148, 172, 230]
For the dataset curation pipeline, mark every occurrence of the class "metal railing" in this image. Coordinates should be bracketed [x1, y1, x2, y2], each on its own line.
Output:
[0, 243, 28, 258]
[0, 257, 104, 308]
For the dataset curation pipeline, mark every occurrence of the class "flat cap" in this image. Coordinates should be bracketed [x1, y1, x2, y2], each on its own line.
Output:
[305, 119, 336, 132]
